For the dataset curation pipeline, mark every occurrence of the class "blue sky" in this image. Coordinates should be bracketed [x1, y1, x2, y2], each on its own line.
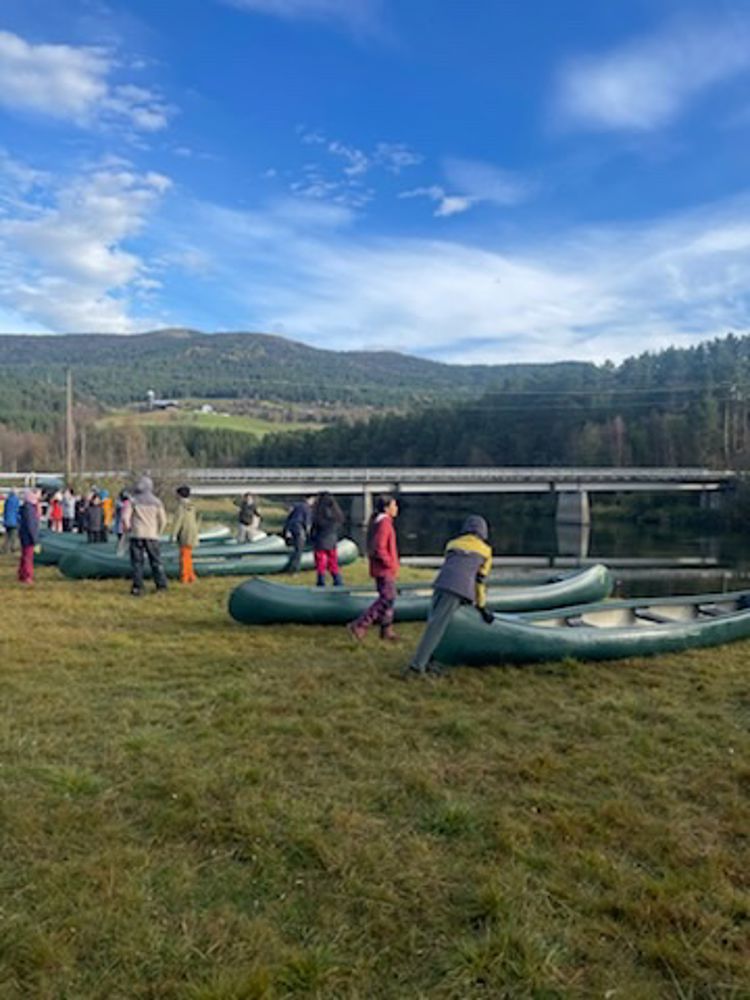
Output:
[1, 0, 750, 364]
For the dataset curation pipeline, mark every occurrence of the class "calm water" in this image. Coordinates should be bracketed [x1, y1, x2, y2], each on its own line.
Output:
[346, 496, 750, 598]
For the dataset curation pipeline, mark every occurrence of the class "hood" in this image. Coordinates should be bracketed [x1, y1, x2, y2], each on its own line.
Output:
[461, 514, 489, 541]
[133, 476, 159, 506]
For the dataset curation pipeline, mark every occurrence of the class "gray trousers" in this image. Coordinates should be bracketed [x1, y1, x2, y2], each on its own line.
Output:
[410, 590, 462, 671]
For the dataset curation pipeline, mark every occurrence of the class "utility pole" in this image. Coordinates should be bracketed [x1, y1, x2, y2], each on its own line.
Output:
[65, 368, 74, 483]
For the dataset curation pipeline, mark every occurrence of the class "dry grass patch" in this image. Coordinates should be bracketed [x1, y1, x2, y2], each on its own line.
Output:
[0, 555, 748, 997]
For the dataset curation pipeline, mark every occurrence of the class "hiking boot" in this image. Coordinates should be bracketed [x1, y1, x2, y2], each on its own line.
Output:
[347, 621, 367, 642]
[401, 663, 426, 679]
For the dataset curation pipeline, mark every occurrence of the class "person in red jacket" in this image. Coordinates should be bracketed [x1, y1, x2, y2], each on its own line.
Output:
[347, 494, 400, 642]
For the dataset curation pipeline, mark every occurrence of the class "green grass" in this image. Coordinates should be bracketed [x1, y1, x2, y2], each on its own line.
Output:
[95, 408, 320, 436]
[0, 554, 748, 998]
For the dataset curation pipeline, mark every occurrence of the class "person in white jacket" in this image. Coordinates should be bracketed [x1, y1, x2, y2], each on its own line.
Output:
[125, 476, 168, 596]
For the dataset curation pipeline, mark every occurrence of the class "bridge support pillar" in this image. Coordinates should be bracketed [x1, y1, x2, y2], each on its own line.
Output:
[556, 490, 591, 526]
[700, 489, 723, 512]
[350, 488, 373, 525]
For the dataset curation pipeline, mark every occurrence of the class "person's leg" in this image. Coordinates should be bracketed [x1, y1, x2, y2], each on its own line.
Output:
[237, 523, 249, 543]
[17, 545, 33, 582]
[409, 591, 462, 672]
[328, 548, 343, 586]
[130, 538, 145, 594]
[287, 526, 304, 572]
[376, 577, 399, 640]
[349, 577, 397, 639]
[145, 538, 168, 590]
[180, 545, 196, 583]
[314, 549, 326, 586]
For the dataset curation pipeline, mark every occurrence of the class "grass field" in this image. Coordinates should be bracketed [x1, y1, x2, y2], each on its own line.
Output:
[0, 552, 748, 998]
[95, 408, 320, 437]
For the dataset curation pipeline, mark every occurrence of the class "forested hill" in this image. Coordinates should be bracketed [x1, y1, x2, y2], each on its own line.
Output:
[0, 327, 593, 413]
[241, 333, 750, 470]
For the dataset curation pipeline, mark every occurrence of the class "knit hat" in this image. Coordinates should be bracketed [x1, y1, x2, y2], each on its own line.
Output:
[461, 514, 489, 541]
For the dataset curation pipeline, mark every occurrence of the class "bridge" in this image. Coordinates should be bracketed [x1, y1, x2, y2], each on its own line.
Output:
[3, 466, 737, 523]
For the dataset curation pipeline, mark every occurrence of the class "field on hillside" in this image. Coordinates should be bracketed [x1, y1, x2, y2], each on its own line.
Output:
[95, 408, 320, 437]
[0, 554, 748, 998]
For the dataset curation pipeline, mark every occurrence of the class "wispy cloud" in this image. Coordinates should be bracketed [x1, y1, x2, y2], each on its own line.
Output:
[0, 155, 171, 332]
[399, 186, 474, 218]
[0, 30, 172, 133]
[556, 15, 750, 132]
[220, 0, 382, 33]
[289, 128, 421, 207]
[164, 190, 750, 364]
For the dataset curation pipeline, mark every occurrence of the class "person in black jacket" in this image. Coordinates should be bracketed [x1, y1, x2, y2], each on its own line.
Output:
[283, 496, 314, 573]
[310, 491, 344, 586]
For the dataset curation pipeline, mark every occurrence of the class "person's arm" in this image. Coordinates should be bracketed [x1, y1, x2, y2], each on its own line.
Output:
[475, 545, 493, 610]
[171, 506, 184, 543]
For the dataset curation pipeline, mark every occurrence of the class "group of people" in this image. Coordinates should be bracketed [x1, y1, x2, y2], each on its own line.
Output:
[348, 494, 493, 677]
[4, 477, 491, 674]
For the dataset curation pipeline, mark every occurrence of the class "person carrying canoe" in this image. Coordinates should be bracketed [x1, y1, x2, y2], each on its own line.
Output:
[171, 484, 199, 584]
[347, 494, 400, 642]
[405, 514, 493, 677]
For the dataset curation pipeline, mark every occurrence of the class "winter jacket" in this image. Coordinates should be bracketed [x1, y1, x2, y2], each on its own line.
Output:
[311, 509, 342, 551]
[85, 503, 104, 533]
[284, 501, 312, 538]
[130, 476, 167, 540]
[3, 491, 20, 528]
[171, 498, 199, 548]
[234, 496, 259, 526]
[434, 532, 492, 608]
[18, 500, 40, 547]
[367, 513, 399, 579]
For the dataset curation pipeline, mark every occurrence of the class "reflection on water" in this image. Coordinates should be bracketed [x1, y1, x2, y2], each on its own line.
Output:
[347, 495, 750, 599]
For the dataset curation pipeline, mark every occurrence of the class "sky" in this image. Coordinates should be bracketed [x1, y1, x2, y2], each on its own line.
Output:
[1, 0, 750, 364]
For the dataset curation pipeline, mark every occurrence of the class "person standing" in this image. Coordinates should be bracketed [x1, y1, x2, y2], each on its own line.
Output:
[234, 492, 261, 542]
[49, 491, 64, 533]
[406, 515, 493, 677]
[85, 492, 106, 543]
[127, 476, 168, 596]
[310, 491, 344, 586]
[62, 488, 76, 532]
[3, 487, 20, 554]
[347, 494, 400, 642]
[114, 490, 131, 555]
[17, 488, 40, 584]
[171, 484, 199, 584]
[283, 496, 314, 574]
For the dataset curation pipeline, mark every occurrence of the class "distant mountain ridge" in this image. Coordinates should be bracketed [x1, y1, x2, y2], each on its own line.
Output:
[0, 327, 596, 408]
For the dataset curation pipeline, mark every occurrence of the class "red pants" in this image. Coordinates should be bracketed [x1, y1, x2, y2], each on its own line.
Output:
[180, 545, 197, 583]
[18, 545, 34, 583]
[314, 549, 340, 577]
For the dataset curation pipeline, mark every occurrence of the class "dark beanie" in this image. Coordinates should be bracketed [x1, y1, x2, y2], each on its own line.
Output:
[176, 484, 191, 498]
[462, 514, 489, 541]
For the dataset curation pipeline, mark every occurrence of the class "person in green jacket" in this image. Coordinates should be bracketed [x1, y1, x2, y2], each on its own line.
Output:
[171, 484, 199, 583]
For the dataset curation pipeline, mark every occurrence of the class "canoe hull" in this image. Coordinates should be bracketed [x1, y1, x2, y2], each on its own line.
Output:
[433, 593, 750, 665]
[57, 538, 359, 580]
[227, 564, 613, 625]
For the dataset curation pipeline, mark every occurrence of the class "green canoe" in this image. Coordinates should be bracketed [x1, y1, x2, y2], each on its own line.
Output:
[433, 590, 750, 666]
[57, 538, 360, 580]
[227, 564, 613, 625]
[38, 529, 282, 565]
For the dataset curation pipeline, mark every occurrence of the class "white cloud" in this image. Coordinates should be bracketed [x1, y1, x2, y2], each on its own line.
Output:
[0, 30, 171, 132]
[399, 186, 475, 217]
[222, 0, 381, 32]
[443, 158, 531, 207]
[174, 191, 750, 364]
[556, 15, 750, 132]
[0, 160, 171, 332]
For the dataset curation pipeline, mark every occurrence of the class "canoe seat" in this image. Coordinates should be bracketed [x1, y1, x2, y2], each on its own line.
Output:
[565, 615, 588, 627]
[697, 604, 726, 618]
[634, 608, 672, 624]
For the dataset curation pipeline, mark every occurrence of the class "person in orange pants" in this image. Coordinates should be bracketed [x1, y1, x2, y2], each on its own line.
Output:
[171, 484, 198, 583]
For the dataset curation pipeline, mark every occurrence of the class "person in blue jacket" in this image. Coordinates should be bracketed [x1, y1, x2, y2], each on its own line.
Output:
[3, 488, 20, 554]
[283, 496, 315, 573]
[17, 489, 40, 584]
